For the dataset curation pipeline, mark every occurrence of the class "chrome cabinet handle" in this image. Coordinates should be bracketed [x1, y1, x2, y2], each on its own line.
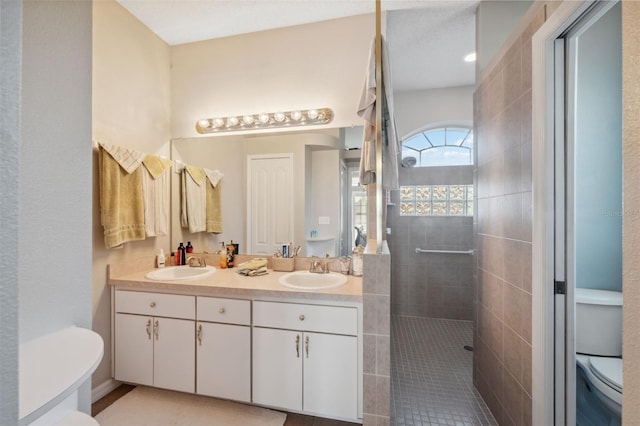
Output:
[299, 315, 305, 321]
[153, 319, 159, 340]
[219, 308, 226, 314]
[197, 324, 202, 346]
[305, 336, 309, 358]
[146, 319, 152, 339]
[150, 302, 156, 308]
[295, 334, 300, 358]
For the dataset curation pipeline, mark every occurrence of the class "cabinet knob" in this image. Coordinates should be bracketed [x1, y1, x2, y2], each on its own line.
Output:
[219, 308, 226, 314]
[150, 302, 156, 308]
[299, 315, 305, 321]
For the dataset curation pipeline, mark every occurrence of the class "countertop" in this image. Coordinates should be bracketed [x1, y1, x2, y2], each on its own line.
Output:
[108, 266, 363, 303]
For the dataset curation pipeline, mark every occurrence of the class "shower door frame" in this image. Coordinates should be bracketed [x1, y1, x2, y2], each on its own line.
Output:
[531, 1, 602, 424]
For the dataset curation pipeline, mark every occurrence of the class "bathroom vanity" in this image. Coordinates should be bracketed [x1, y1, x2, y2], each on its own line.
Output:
[108, 258, 363, 423]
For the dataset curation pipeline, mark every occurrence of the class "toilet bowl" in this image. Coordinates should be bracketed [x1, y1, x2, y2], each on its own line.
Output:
[576, 354, 622, 418]
[575, 288, 622, 425]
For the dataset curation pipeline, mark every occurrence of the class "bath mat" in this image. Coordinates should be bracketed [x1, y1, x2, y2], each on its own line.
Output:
[95, 386, 287, 426]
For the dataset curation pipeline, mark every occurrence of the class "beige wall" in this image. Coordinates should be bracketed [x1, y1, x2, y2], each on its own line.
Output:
[622, 2, 640, 422]
[92, 0, 172, 391]
[170, 14, 374, 138]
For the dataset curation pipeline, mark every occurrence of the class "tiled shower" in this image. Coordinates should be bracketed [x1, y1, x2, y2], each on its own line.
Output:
[389, 165, 474, 320]
[388, 164, 494, 425]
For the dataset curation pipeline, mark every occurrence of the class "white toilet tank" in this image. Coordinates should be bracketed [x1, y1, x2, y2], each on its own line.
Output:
[575, 288, 622, 357]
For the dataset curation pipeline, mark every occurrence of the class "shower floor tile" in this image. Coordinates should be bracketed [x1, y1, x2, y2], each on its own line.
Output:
[391, 316, 497, 426]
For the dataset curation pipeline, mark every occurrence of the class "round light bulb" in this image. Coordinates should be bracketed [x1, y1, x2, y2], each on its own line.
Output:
[227, 116, 239, 126]
[212, 118, 224, 128]
[307, 109, 319, 119]
[290, 111, 302, 121]
[197, 119, 211, 129]
[243, 115, 255, 125]
[258, 113, 270, 124]
[274, 112, 286, 122]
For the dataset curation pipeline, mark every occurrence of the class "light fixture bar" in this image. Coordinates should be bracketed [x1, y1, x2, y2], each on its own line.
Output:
[196, 108, 334, 134]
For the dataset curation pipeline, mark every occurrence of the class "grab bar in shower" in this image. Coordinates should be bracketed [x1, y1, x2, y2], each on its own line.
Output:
[415, 248, 474, 255]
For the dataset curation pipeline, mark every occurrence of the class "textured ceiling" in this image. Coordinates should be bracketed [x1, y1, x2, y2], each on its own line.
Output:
[116, 0, 479, 91]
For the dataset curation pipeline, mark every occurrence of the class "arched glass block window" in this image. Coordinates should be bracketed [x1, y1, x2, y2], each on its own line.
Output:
[401, 127, 473, 167]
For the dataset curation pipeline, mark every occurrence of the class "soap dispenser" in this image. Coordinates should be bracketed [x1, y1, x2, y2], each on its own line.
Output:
[157, 249, 166, 268]
[351, 246, 364, 276]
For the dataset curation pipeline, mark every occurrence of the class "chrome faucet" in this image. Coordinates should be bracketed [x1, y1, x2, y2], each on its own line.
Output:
[187, 256, 206, 267]
[308, 254, 334, 274]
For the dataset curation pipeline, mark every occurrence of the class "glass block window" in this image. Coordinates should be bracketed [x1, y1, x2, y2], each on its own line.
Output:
[402, 127, 473, 167]
[399, 185, 474, 216]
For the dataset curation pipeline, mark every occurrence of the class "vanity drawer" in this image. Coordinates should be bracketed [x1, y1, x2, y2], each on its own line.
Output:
[197, 297, 251, 325]
[115, 290, 195, 319]
[253, 301, 357, 336]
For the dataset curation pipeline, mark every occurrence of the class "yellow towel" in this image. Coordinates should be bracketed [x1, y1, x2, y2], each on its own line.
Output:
[99, 147, 146, 248]
[142, 155, 172, 179]
[206, 180, 223, 233]
[236, 258, 268, 271]
[185, 165, 206, 186]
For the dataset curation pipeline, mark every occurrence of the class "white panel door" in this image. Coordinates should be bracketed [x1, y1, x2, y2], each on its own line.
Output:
[303, 332, 358, 420]
[196, 322, 251, 402]
[114, 313, 153, 386]
[247, 154, 293, 255]
[252, 327, 302, 411]
[153, 317, 195, 393]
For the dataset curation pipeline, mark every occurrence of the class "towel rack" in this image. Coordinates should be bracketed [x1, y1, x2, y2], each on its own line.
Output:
[415, 248, 474, 255]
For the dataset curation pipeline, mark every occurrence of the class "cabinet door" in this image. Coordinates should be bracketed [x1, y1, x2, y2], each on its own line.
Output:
[153, 317, 195, 393]
[196, 322, 250, 402]
[303, 332, 358, 420]
[252, 327, 302, 411]
[114, 313, 153, 386]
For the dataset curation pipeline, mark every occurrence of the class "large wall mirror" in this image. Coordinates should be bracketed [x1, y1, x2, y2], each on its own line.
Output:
[170, 127, 364, 257]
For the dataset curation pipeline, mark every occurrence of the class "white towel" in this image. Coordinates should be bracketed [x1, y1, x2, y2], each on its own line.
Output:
[204, 168, 224, 187]
[98, 142, 144, 174]
[141, 155, 172, 237]
[357, 39, 377, 186]
[356, 37, 400, 190]
[183, 168, 206, 233]
[381, 36, 400, 190]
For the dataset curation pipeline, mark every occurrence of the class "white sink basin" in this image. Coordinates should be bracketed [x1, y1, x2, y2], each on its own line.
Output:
[278, 271, 348, 290]
[145, 265, 216, 281]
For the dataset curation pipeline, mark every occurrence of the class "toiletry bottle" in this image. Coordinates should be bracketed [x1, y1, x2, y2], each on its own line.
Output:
[179, 242, 186, 265]
[219, 242, 227, 269]
[157, 249, 166, 268]
[186, 241, 193, 254]
[227, 241, 235, 268]
[170, 252, 176, 266]
[177, 243, 184, 266]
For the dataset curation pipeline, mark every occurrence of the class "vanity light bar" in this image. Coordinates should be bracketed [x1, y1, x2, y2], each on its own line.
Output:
[195, 108, 334, 134]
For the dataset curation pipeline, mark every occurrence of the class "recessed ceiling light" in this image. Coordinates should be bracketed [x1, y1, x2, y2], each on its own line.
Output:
[464, 52, 476, 63]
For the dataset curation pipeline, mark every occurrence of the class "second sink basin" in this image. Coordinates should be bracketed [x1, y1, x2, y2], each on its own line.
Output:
[278, 271, 348, 290]
[145, 265, 216, 281]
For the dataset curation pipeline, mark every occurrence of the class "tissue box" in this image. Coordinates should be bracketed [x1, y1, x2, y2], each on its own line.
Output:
[271, 257, 295, 272]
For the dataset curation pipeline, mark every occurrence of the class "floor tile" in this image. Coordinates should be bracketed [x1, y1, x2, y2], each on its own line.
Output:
[391, 316, 497, 426]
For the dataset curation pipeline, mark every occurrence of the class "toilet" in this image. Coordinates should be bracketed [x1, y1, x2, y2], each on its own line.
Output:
[575, 288, 622, 426]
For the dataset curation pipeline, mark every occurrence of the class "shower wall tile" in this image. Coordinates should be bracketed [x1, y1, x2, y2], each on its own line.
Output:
[474, 4, 550, 424]
[363, 252, 390, 424]
[390, 166, 474, 320]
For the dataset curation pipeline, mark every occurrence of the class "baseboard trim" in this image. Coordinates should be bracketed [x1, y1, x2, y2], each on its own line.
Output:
[92, 378, 122, 403]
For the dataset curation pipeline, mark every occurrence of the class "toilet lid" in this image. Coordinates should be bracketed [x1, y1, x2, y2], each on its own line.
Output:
[589, 357, 623, 393]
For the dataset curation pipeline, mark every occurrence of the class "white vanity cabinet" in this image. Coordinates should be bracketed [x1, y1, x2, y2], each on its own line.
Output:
[195, 296, 251, 402]
[114, 290, 195, 393]
[252, 301, 359, 421]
